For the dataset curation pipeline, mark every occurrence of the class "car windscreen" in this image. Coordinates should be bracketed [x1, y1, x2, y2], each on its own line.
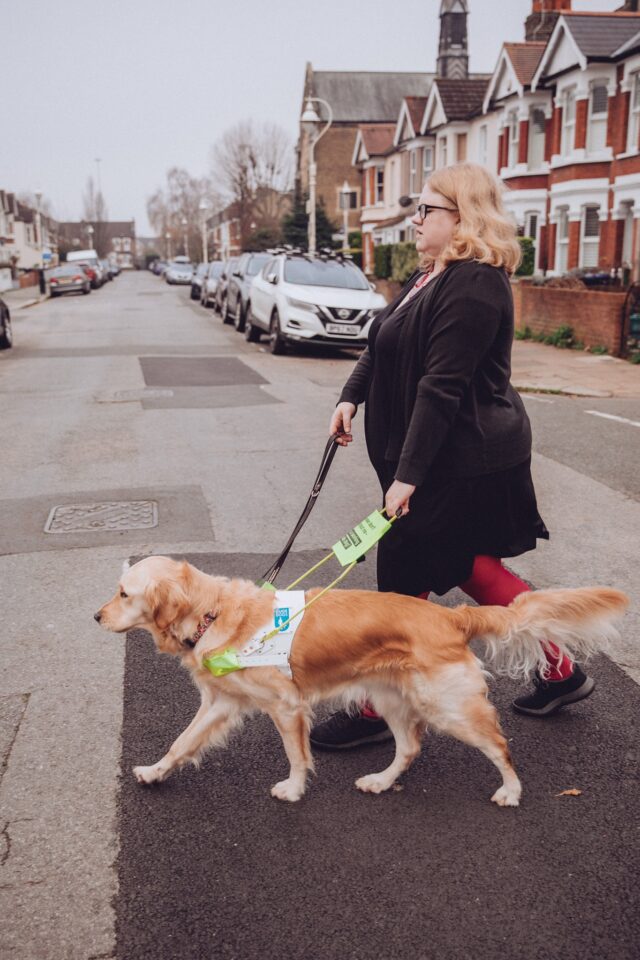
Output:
[208, 263, 224, 277]
[172, 263, 192, 271]
[246, 255, 271, 276]
[283, 259, 369, 290]
[53, 265, 83, 276]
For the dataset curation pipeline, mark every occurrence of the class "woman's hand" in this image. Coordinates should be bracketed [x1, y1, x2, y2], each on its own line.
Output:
[330, 402, 357, 447]
[385, 480, 416, 518]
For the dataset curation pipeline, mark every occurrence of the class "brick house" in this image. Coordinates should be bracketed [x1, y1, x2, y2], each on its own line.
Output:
[530, 8, 640, 276]
[298, 64, 434, 241]
[208, 203, 243, 260]
[58, 220, 136, 267]
[0, 192, 58, 273]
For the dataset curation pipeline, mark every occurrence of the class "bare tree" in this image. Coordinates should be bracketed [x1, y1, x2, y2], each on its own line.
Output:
[147, 168, 220, 260]
[210, 120, 293, 247]
[82, 176, 109, 255]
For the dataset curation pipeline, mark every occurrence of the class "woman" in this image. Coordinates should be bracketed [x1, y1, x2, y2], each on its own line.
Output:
[311, 163, 595, 751]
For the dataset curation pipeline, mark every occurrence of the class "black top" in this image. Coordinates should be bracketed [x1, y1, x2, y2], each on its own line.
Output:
[338, 259, 532, 486]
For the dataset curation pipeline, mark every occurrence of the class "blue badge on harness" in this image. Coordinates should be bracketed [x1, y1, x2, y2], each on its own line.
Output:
[274, 607, 290, 632]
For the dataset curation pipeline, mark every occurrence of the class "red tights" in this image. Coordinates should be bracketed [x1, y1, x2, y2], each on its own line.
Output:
[362, 555, 572, 717]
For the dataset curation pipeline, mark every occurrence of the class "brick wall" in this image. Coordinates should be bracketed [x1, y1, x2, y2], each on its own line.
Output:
[314, 125, 361, 231]
[511, 280, 626, 354]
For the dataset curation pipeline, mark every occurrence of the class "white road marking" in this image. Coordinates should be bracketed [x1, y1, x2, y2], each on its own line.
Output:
[523, 395, 554, 404]
[585, 410, 640, 428]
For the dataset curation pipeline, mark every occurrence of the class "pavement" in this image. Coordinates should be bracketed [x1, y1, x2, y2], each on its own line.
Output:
[1, 284, 45, 309]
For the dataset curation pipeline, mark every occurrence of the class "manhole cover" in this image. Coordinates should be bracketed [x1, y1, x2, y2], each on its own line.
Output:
[44, 500, 158, 533]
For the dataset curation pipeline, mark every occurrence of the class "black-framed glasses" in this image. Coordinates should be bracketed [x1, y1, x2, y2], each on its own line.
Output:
[415, 203, 458, 221]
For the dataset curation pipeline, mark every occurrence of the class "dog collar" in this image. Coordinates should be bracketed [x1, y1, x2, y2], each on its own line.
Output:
[184, 611, 217, 649]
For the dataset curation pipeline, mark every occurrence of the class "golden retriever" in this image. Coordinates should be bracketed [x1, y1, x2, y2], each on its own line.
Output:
[95, 556, 628, 806]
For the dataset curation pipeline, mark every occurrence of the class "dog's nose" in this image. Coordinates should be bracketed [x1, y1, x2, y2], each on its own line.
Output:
[94, 612, 102, 623]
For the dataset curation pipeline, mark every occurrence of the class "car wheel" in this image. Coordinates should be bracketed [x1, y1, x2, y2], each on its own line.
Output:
[269, 311, 286, 355]
[234, 300, 245, 333]
[0, 309, 12, 350]
[82, 286, 90, 295]
[190, 285, 198, 300]
[244, 306, 261, 342]
[223, 296, 233, 324]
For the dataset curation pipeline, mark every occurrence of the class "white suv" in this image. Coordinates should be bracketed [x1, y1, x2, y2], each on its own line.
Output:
[245, 252, 387, 354]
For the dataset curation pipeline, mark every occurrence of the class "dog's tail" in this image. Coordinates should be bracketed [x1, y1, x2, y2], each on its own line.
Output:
[453, 587, 629, 680]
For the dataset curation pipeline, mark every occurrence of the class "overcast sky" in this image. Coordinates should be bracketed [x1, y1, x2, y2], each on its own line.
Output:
[1, 0, 622, 235]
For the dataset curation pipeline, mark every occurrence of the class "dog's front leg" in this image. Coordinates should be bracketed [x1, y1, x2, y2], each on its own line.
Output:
[267, 705, 313, 803]
[133, 695, 239, 785]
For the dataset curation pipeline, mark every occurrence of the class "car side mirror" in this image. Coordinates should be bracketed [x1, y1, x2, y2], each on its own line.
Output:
[233, 270, 242, 277]
[267, 272, 278, 285]
[369, 281, 377, 291]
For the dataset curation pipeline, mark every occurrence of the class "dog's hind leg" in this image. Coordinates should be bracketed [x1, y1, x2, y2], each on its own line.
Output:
[268, 704, 314, 802]
[433, 691, 522, 807]
[133, 695, 242, 785]
[355, 692, 423, 795]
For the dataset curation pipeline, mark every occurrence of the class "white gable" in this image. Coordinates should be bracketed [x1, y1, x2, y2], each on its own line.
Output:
[394, 101, 416, 147]
[421, 86, 447, 134]
[532, 18, 586, 90]
[352, 130, 369, 165]
[483, 47, 522, 113]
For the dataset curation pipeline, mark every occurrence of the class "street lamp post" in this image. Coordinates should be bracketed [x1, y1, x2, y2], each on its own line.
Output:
[87, 224, 94, 250]
[199, 200, 209, 264]
[34, 190, 46, 294]
[340, 180, 351, 253]
[165, 232, 171, 260]
[301, 97, 333, 255]
[181, 217, 189, 260]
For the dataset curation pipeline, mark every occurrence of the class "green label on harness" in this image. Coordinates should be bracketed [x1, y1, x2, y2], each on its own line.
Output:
[202, 649, 244, 677]
[332, 510, 391, 566]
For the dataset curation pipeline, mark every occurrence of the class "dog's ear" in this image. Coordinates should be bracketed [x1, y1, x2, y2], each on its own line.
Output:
[146, 579, 190, 631]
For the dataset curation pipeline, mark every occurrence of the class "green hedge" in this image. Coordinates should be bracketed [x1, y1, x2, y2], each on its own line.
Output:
[516, 237, 535, 277]
[391, 242, 419, 283]
[374, 244, 393, 279]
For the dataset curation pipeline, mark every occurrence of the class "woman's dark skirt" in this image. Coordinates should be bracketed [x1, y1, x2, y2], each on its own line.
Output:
[375, 457, 549, 597]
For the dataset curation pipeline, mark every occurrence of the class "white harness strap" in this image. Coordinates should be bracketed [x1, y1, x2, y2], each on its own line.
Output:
[235, 590, 306, 677]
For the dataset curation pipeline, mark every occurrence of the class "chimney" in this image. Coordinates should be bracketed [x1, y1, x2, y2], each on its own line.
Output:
[525, 0, 571, 43]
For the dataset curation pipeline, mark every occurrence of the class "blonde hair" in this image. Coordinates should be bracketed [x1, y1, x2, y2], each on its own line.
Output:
[422, 163, 522, 275]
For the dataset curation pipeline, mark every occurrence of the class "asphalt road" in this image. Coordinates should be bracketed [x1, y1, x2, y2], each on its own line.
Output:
[1, 271, 638, 960]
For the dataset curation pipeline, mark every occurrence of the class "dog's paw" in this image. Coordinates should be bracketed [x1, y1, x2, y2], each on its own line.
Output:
[133, 763, 165, 785]
[491, 784, 521, 807]
[270, 778, 304, 802]
[355, 773, 392, 794]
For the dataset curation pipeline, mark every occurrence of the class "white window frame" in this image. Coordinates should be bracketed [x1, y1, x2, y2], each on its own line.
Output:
[622, 201, 635, 265]
[438, 136, 448, 168]
[409, 149, 419, 196]
[561, 87, 576, 157]
[556, 207, 569, 274]
[628, 72, 640, 153]
[524, 211, 539, 241]
[528, 106, 546, 169]
[423, 145, 434, 180]
[375, 167, 384, 204]
[580, 205, 600, 269]
[586, 80, 609, 155]
[478, 124, 488, 166]
[507, 110, 519, 168]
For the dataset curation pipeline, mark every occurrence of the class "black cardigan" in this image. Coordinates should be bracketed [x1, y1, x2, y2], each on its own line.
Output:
[338, 259, 532, 486]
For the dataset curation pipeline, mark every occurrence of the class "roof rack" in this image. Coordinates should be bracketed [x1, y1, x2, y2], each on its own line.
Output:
[266, 245, 354, 263]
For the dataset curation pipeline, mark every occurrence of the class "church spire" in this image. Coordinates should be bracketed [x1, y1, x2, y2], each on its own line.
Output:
[437, 0, 469, 80]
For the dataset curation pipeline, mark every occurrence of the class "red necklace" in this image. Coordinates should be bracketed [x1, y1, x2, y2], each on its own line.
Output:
[413, 269, 433, 290]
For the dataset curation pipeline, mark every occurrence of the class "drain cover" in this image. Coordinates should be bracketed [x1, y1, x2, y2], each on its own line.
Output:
[44, 500, 158, 533]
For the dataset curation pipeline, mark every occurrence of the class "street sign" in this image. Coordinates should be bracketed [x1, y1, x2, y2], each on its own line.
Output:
[42, 251, 52, 262]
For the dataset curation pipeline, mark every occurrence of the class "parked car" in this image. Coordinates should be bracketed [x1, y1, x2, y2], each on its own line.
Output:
[100, 258, 115, 280]
[67, 249, 105, 288]
[226, 252, 272, 331]
[0, 297, 12, 350]
[215, 257, 239, 320]
[190, 262, 208, 300]
[246, 251, 387, 354]
[48, 264, 91, 297]
[200, 261, 224, 308]
[152, 259, 168, 276]
[165, 260, 193, 285]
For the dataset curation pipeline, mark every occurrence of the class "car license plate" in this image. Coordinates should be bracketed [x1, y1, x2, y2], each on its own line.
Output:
[326, 323, 361, 336]
[59, 278, 73, 284]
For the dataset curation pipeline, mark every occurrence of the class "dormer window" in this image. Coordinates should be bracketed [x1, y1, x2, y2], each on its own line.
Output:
[561, 88, 576, 156]
[587, 82, 609, 154]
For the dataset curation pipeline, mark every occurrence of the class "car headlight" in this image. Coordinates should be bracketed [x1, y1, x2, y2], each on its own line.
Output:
[286, 296, 319, 314]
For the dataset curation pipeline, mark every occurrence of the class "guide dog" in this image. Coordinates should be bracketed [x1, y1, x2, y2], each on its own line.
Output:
[95, 555, 628, 806]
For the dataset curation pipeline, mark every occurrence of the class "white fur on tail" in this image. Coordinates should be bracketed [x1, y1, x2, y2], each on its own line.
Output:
[474, 588, 628, 680]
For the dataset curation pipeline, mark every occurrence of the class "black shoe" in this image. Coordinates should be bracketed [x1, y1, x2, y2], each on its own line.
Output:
[512, 665, 595, 717]
[310, 710, 393, 750]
